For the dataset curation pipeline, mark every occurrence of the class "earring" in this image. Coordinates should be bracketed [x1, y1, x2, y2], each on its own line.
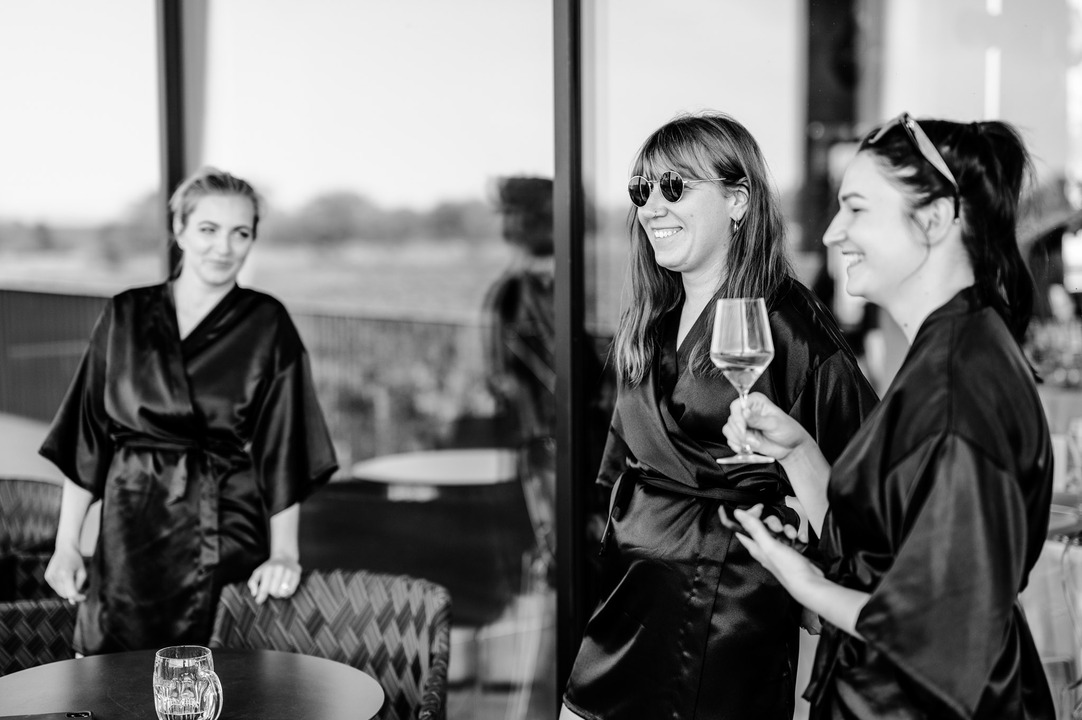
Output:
[731, 217, 742, 232]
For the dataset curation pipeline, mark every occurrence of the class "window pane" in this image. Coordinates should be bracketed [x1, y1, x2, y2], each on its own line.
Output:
[201, 2, 555, 716]
[0, 0, 161, 295]
[0, 0, 159, 423]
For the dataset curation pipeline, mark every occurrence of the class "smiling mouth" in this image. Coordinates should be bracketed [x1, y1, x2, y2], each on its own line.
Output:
[653, 228, 681, 239]
[840, 251, 862, 264]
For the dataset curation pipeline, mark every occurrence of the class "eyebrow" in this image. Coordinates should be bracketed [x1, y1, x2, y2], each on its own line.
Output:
[197, 220, 251, 232]
[838, 191, 866, 204]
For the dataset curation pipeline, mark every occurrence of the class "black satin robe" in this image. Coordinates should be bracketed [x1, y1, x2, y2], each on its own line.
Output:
[807, 288, 1055, 719]
[564, 278, 879, 720]
[40, 283, 337, 655]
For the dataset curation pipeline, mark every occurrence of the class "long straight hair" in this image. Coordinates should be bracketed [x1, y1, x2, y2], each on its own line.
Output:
[613, 112, 792, 385]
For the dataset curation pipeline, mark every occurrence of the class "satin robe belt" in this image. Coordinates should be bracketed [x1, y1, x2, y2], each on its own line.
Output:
[109, 433, 247, 568]
[601, 467, 785, 555]
[111, 433, 247, 468]
[630, 467, 785, 504]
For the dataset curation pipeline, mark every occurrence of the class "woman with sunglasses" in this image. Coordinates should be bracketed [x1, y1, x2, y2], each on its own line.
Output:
[560, 112, 878, 720]
[724, 114, 1055, 718]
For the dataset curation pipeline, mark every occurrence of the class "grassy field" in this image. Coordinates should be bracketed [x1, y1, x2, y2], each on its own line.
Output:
[0, 238, 517, 321]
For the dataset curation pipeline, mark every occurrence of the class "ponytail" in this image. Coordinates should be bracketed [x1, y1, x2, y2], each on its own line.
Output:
[953, 120, 1034, 344]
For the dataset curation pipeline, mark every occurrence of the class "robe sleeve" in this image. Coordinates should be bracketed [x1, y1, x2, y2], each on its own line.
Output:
[250, 349, 338, 516]
[789, 349, 878, 464]
[595, 405, 632, 489]
[39, 301, 115, 499]
[854, 432, 1029, 719]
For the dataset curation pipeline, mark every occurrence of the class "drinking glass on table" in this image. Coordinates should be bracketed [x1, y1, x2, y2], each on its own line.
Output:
[711, 297, 775, 465]
[153, 645, 223, 720]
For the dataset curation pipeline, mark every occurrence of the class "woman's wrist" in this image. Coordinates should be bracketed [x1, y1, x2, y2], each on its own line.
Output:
[781, 437, 829, 486]
[779, 437, 831, 534]
[797, 573, 867, 638]
[268, 549, 300, 564]
[53, 537, 81, 554]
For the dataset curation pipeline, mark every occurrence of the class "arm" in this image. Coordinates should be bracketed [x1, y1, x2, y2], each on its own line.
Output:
[723, 392, 832, 534]
[44, 479, 94, 603]
[269, 502, 300, 561]
[247, 503, 302, 604]
[245, 325, 336, 604]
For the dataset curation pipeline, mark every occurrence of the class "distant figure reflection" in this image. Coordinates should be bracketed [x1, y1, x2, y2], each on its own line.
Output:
[483, 176, 557, 451]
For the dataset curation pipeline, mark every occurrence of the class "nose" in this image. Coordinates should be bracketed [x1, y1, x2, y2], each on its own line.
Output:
[822, 211, 845, 247]
[212, 231, 234, 256]
[639, 192, 667, 220]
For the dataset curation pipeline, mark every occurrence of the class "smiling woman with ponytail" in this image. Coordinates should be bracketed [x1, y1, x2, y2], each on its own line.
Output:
[724, 114, 1056, 719]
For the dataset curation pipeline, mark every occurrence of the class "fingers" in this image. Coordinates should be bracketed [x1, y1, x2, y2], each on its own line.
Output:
[45, 552, 87, 604]
[271, 566, 300, 599]
[736, 506, 806, 552]
[248, 559, 302, 604]
[74, 564, 87, 595]
[740, 392, 772, 424]
[733, 532, 763, 562]
[247, 569, 262, 600]
[799, 606, 823, 635]
[723, 393, 778, 456]
[734, 506, 782, 548]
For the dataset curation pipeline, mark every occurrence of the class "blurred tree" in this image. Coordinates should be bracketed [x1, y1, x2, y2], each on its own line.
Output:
[31, 222, 56, 251]
[293, 191, 377, 245]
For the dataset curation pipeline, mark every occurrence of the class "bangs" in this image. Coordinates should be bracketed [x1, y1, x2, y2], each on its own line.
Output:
[638, 133, 719, 181]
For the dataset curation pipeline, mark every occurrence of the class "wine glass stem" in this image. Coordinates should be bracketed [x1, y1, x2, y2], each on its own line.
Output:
[738, 392, 753, 455]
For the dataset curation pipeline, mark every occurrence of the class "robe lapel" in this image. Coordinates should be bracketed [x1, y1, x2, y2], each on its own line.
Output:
[156, 283, 200, 421]
[619, 312, 714, 488]
[174, 282, 244, 360]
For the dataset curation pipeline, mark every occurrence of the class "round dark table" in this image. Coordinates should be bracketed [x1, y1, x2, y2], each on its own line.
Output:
[0, 648, 384, 720]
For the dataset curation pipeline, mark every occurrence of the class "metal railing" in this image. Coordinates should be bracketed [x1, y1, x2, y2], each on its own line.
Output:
[0, 288, 494, 473]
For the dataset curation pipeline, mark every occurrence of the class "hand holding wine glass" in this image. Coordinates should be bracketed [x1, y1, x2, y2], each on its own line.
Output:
[711, 298, 775, 464]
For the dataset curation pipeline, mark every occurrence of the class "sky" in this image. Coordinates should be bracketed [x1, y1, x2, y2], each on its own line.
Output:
[1, 0, 1078, 225]
[0, 0, 806, 225]
[0, 0, 555, 223]
[0, 0, 159, 223]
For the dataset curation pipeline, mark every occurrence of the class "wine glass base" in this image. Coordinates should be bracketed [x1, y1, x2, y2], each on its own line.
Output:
[716, 453, 775, 465]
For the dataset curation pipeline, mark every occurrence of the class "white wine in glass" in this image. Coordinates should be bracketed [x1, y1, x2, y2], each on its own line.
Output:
[711, 297, 775, 464]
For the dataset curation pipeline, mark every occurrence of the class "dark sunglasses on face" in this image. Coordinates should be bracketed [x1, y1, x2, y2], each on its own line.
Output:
[870, 112, 960, 220]
[628, 170, 725, 207]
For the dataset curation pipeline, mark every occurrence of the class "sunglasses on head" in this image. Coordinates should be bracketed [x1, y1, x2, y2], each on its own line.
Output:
[627, 170, 725, 207]
[870, 112, 960, 219]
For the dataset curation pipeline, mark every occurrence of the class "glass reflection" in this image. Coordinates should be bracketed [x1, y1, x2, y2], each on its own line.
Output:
[202, 2, 556, 718]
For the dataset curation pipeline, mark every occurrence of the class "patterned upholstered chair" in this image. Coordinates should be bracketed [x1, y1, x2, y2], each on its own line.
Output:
[0, 478, 63, 601]
[0, 598, 78, 675]
[210, 568, 452, 720]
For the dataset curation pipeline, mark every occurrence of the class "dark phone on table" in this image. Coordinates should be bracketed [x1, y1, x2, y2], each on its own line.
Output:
[0, 713, 94, 719]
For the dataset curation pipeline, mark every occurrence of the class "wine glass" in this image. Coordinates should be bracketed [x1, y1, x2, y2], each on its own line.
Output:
[711, 297, 775, 464]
